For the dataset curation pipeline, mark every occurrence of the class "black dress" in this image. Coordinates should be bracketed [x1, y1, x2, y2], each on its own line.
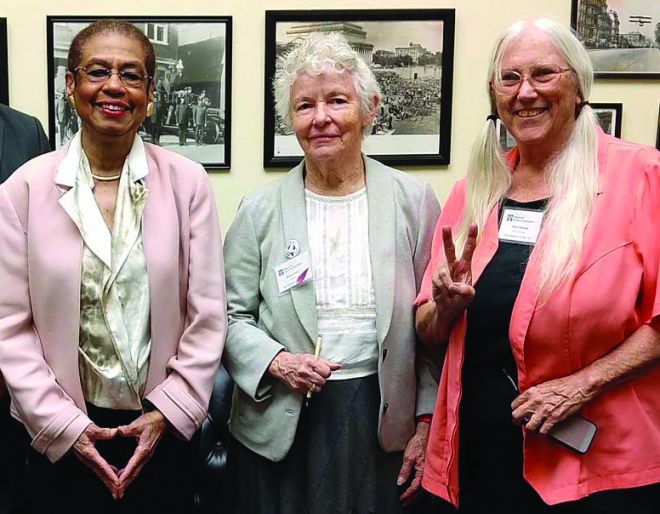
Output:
[458, 198, 549, 514]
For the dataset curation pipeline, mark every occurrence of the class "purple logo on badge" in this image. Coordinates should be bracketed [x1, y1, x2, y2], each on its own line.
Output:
[296, 269, 308, 284]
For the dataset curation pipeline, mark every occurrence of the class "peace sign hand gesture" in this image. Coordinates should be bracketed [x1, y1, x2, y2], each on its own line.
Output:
[431, 224, 478, 316]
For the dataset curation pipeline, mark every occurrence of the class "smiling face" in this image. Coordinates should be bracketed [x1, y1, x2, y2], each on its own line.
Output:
[290, 69, 377, 165]
[493, 27, 582, 153]
[66, 31, 153, 143]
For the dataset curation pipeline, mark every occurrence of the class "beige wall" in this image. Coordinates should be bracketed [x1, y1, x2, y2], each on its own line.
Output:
[2, 0, 658, 230]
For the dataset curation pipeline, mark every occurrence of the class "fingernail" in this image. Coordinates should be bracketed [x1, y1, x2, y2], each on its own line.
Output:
[397, 477, 404, 485]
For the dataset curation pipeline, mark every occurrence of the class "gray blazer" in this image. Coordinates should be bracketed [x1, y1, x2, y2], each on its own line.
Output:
[0, 104, 50, 184]
[223, 156, 441, 462]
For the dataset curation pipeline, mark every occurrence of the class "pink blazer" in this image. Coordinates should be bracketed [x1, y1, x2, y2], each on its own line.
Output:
[0, 143, 227, 462]
[416, 130, 660, 505]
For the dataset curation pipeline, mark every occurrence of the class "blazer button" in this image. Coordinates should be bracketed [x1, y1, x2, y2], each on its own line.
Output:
[382, 348, 388, 360]
[383, 403, 389, 413]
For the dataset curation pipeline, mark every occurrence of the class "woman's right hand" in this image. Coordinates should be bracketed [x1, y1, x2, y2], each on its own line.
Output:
[268, 351, 341, 394]
[431, 223, 478, 316]
[72, 424, 120, 499]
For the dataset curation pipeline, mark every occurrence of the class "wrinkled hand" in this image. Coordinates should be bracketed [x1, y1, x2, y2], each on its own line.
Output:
[72, 424, 120, 499]
[397, 422, 430, 506]
[116, 410, 167, 498]
[268, 351, 341, 394]
[511, 374, 597, 434]
[432, 224, 478, 316]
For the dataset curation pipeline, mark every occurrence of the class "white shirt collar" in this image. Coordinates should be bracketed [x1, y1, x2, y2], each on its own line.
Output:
[54, 131, 149, 187]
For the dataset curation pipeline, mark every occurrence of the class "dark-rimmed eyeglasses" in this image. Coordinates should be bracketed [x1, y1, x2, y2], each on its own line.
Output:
[492, 64, 574, 95]
[73, 65, 151, 88]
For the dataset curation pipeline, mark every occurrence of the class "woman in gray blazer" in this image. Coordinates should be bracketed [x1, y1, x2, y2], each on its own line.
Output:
[223, 32, 441, 514]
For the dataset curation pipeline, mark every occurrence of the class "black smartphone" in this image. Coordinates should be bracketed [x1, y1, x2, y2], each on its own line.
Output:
[502, 368, 597, 454]
[547, 414, 597, 454]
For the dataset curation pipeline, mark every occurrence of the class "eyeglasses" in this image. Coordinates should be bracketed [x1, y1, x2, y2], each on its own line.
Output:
[492, 64, 574, 95]
[73, 65, 151, 88]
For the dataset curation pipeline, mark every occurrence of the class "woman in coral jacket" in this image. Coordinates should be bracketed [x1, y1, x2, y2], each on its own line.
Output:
[415, 17, 660, 514]
[0, 20, 225, 513]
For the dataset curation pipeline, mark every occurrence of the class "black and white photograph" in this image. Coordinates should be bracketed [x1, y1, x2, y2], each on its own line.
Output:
[591, 102, 623, 137]
[496, 119, 517, 152]
[0, 18, 8, 105]
[571, 0, 660, 78]
[47, 16, 232, 169]
[264, 9, 455, 167]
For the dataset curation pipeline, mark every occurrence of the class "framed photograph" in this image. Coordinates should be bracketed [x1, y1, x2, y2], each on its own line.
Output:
[591, 102, 623, 137]
[47, 16, 232, 170]
[496, 120, 517, 152]
[571, 0, 660, 78]
[264, 9, 455, 167]
[0, 18, 8, 105]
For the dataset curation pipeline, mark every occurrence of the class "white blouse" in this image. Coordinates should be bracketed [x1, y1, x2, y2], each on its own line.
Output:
[305, 187, 378, 380]
[58, 133, 151, 410]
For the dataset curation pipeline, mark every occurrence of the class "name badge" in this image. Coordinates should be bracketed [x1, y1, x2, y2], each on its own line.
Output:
[499, 207, 544, 245]
[274, 251, 312, 294]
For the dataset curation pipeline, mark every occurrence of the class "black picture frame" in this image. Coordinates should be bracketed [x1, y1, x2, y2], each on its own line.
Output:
[495, 120, 516, 152]
[591, 102, 623, 138]
[264, 9, 455, 168]
[46, 15, 232, 170]
[0, 18, 8, 105]
[570, 0, 660, 79]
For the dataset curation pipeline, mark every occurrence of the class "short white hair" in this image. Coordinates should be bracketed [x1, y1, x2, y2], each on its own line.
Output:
[273, 32, 381, 134]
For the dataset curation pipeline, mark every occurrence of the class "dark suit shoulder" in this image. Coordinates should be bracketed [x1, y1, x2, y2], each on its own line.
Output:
[0, 103, 37, 129]
[0, 105, 50, 183]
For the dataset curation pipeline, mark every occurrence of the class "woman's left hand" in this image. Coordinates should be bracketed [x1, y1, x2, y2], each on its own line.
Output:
[115, 410, 167, 498]
[511, 373, 597, 434]
[397, 421, 430, 506]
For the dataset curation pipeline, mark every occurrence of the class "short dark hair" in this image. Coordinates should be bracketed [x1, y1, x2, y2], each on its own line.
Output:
[67, 19, 156, 85]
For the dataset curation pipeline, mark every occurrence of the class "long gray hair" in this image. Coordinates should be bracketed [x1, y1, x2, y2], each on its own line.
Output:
[458, 17, 600, 293]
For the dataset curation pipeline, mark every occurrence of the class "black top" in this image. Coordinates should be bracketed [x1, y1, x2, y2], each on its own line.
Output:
[458, 198, 548, 502]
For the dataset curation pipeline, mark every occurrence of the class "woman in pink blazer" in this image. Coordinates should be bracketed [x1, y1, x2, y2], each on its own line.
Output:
[0, 20, 226, 513]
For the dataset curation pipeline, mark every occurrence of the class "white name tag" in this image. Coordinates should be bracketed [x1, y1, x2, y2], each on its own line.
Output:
[274, 251, 312, 294]
[499, 207, 544, 245]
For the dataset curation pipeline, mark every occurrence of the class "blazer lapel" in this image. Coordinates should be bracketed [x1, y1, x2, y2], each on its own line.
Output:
[365, 157, 395, 345]
[280, 162, 318, 346]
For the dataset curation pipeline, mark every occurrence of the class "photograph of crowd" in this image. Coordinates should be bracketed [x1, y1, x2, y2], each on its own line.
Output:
[572, 0, 660, 77]
[264, 10, 455, 166]
[47, 16, 232, 169]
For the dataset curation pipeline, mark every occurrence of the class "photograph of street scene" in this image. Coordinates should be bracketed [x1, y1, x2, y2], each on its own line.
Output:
[49, 18, 231, 168]
[572, 0, 660, 76]
[272, 19, 447, 160]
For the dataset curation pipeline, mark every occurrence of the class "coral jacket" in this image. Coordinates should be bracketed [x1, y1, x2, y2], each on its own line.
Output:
[416, 130, 660, 505]
[0, 140, 226, 462]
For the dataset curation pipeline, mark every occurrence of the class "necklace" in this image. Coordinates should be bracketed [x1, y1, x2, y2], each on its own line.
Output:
[91, 172, 122, 182]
